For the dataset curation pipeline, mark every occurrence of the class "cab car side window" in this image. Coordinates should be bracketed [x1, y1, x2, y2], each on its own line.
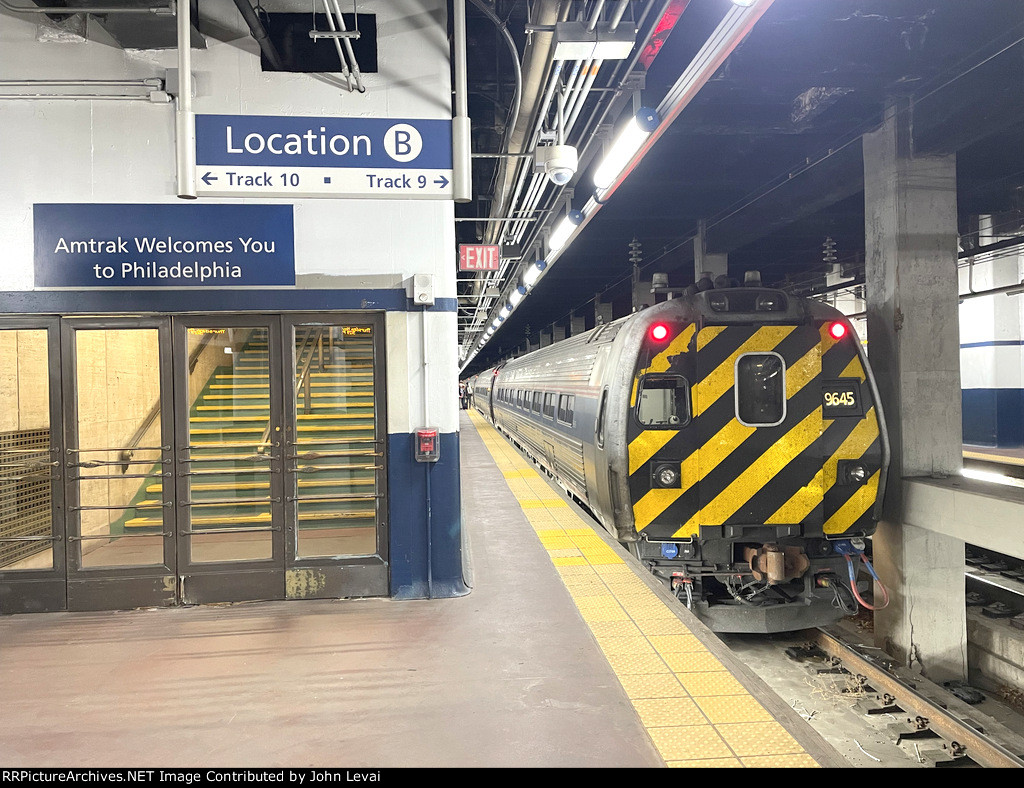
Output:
[636, 375, 690, 428]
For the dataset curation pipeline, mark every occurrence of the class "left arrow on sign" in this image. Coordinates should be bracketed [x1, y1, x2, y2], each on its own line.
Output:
[201, 172, 218, 185]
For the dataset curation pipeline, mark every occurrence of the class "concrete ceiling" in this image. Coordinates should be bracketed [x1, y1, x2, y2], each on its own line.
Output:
[460, 0, 1024, 374]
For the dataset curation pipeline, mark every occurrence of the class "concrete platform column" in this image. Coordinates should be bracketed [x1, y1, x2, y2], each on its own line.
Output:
[864, 99, 966, 682]
[551, 325, 566, 343]
[569, 311, 587, 336]
[539, 328, 553, 347]
[595, 295, 614, 325]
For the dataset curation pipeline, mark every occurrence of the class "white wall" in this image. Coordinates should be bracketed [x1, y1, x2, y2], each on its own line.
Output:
[958, 216, 1024, 392]
[0, 2, 458, 434]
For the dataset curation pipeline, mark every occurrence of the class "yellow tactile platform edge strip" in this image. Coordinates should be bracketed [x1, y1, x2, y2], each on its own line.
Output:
[467, 410, 819, 768]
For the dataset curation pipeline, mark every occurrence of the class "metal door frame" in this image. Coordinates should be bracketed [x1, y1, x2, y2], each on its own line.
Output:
[280, 313, 389, 599]
[61, 316, 177, 611]
[0, 316, 66, 613]
[2, 310, 389, 614]
[172, 315, 286, 605]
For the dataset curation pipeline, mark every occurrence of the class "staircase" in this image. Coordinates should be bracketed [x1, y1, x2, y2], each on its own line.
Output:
[121, 326, 380, 555]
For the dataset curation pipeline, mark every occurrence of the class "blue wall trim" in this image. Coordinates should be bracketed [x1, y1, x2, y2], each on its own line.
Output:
[963, 388, 1024, 448]
[387, 432, 468, 599]
[0, 289, 457, 314]
[961, 340, 1024, 349]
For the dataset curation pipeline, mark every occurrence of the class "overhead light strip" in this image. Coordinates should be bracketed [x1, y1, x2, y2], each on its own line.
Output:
[541, 1, 776, 271]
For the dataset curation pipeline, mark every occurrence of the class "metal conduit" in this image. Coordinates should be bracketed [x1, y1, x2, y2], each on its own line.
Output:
[0, 77, 166, 102]
[608, 0, 631, 31]
[489, 0, 631, 251]
[175, 0, 196, 199]
[0, 79, 163, 87]
[329, 0, 364, 93]
[0, 0, 171, 13]
[0, 93, 157, 100]
[319, 0, 352, 88]
[463, 0, 677, 364]
[232, 0, 285, 72]
[477, 0, 565, 249]
[559, 57, 594, 126]
[464, 0, 656, 361]
[515, 0, 671, 260]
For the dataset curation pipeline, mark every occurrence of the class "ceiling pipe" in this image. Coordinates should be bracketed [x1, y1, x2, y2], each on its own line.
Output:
[453, 0, 472, 203]
[175, 0, 196, 199]
[503, 0, 668, 259]
[479, 0, 566, 245]
[231, 0, 285, 72]
[0, 0, 172, 13]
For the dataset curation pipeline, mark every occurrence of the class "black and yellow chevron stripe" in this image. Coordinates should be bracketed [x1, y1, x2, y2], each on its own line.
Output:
[627, 321, 882, 540]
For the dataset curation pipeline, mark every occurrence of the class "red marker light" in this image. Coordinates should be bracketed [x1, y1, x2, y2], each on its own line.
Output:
[828, 322, 848, 340]
[650, 323, 670, 342]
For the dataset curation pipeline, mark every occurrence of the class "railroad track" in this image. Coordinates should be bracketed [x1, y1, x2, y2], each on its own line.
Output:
[784, 628, 1024, 767]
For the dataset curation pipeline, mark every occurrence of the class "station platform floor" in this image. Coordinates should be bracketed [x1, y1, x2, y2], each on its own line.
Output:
[0, 410, 846, 769]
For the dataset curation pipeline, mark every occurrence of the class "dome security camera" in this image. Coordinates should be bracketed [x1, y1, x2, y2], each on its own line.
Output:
[534, 144, 578, 186]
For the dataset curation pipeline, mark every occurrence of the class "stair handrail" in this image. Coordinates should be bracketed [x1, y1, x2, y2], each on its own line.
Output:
[118, 332, 215, 473]
[258, 326, 327, 453]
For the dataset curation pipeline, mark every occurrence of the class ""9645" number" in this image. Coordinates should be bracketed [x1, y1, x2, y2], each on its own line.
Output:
[824, 390, 856, 407]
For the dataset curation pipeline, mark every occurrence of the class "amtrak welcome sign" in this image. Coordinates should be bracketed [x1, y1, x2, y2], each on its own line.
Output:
[33, 204, 295, 288]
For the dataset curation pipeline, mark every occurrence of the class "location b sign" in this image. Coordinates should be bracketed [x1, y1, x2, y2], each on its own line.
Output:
[459, 244, 500, 271]
[195, 115, 453, 199]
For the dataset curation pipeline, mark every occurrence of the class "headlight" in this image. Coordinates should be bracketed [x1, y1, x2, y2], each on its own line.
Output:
[838, 460, 869, 485]
[654, 463, 680, 488]
[708, 293, 729, 312]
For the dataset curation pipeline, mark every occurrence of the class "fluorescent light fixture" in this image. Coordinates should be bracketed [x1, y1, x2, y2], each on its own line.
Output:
[523, 260, 547, 288]
[592, 107, 660, 190]
[499, 304, 512, 319]
[491, 316, 503, 328]
[548, 209, 585, 253]
[731, 0, 758, 6]
[509, 285, 526, 307]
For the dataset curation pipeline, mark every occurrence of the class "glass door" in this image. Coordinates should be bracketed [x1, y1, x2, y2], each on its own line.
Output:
[0, 318, 65, 613]
[173, 317, 286, 604]
[62, 318, 176, 611]
[283, 315, 388, 598]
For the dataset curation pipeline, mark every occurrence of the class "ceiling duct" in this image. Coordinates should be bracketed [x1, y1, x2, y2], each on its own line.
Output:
[2, 0, 204, 50]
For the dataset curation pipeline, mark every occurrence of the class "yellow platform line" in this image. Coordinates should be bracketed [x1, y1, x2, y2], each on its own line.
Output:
[465, 409, 819, 769]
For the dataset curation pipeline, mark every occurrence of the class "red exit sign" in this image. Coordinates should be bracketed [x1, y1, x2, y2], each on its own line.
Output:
[459, 244, 501, 271]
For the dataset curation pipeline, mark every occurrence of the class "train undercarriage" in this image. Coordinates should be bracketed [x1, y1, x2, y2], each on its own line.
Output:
[631, 533, 866, 634]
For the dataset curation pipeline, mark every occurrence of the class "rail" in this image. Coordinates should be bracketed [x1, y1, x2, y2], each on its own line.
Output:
[258, 327, 329, 452]
[811, 628, 1024, 768]
[118, 332, 215, 473]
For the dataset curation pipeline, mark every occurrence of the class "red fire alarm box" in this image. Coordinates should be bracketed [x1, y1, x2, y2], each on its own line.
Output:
[415, 428, 440, 462]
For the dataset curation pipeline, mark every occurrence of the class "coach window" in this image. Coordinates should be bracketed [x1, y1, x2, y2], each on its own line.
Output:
[557, 394, 574, 425]
[543, 393, 556, 418]
[532, 391, 543, 413]
[637, 375, 690, 427]
[735, 353, 786, 427]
